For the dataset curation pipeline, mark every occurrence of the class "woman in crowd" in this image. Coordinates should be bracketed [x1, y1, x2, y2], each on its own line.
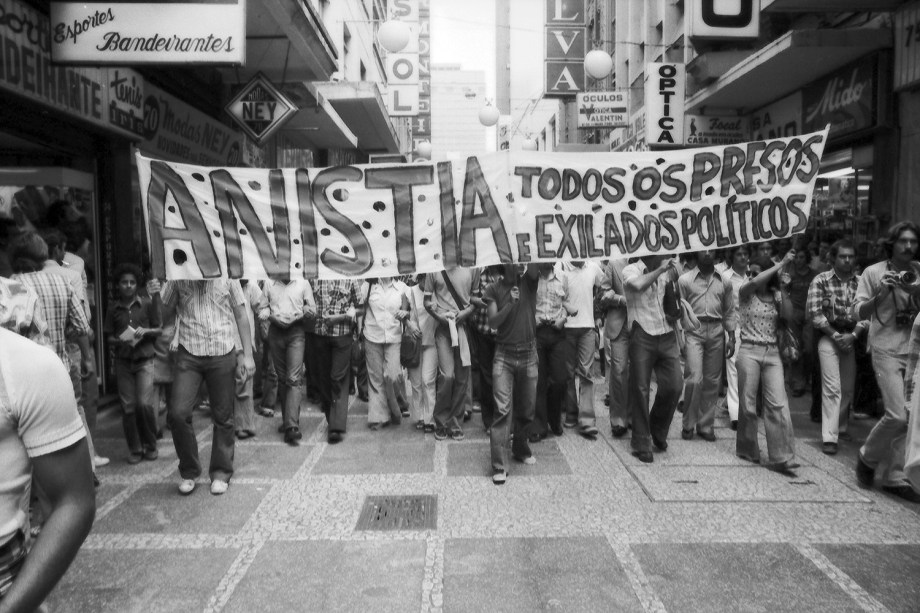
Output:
[404, 274, 438, 433]
[361, 276, 412, 429]
[736, 250, 800, 475]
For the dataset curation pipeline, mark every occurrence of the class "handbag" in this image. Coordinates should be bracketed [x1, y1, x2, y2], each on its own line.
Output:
[777, 320, 801, 363]
[662, 279, 683, 325]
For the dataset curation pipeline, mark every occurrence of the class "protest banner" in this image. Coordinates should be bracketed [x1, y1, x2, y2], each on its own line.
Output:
[137, 128, 829, 280]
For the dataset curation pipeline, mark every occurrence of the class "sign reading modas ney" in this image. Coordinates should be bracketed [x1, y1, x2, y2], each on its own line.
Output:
[50, 1, 245, 64]
[137, 129, 829, 281]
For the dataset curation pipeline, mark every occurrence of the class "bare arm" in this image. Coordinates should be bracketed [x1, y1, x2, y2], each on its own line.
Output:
[0, 439, 95, 613]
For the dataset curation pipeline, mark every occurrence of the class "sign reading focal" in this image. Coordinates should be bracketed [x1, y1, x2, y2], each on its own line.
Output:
[225, 74, 297, 145]
[49, 0, 245, 64]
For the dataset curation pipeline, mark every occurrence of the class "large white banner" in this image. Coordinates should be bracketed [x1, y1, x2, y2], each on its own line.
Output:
[138, 129, 829, 280]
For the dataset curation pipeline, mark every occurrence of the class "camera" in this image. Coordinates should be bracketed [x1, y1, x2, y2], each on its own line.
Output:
[896, 270, 919, 286]
[896, 308, 918, 328]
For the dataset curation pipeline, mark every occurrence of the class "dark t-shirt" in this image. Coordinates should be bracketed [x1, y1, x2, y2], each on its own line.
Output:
[787, 266, 816, 311]
[483, 274, 538, 345]
[103, 295, 161, 360]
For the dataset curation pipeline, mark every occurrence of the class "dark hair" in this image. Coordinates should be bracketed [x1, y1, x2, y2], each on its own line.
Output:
[728, 245, 750, 259]
[10, 231, 48, 273]
[40, 227, 66, 256]
[883, 220, 920, 259]
[44, 199, 71, 228]
[828, 239, 856, 260]
[749, 256, 780, 290]
[114, 263, 143, 285]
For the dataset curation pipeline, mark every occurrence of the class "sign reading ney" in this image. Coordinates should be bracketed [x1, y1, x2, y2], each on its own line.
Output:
[225, 74, 297, 145]
[49, 0, 245, 64]
[137, 129, 829, 281]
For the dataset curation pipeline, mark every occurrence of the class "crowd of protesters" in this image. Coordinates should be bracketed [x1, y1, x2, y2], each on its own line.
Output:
[4, 212, 920, 606]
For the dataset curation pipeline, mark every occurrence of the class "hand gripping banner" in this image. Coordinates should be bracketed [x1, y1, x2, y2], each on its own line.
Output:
[137, 128, 828, 280]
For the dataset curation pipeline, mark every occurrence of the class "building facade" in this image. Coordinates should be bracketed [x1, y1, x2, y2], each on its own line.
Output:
[430, 64, 489, 156]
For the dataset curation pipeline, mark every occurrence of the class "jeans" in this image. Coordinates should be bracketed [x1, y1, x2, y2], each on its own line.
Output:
[490, 342, 538, 473]
[471, 330, 497, 428]
[169, 347, 236, 481]
[681, 321, 725, 435]
[817, 335, 854, 444]
[628, 325, 682, 453]
[534, 326, 570, 435]
[408, 345, 438, 425]
[565, 327, 598, 429]
[365, 340, 402, 425]
[114, 358, 158, 455]
[736, 344, 795, 465]
[306, 333, 352, 434]
[433, 326, 472, 432]
[606, 326, 630, 429]
[267, 324, 306, 431]
[861, 348, 910, 487]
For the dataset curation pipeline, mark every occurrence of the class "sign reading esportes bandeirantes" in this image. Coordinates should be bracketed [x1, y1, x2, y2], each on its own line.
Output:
[49, 0, 245, 64]
[137, 129, 829, 281]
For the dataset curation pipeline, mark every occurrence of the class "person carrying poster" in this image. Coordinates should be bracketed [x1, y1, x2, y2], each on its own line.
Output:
[598, 259, 631, 438]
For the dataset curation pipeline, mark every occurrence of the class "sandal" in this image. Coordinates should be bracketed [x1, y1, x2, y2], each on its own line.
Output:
[257, 407, 275, 418]
[414, 420, 425, 431]
[423, 423, 435, 433]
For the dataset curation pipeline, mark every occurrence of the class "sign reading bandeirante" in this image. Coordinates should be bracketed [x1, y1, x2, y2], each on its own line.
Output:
[49, 0, 245, 65]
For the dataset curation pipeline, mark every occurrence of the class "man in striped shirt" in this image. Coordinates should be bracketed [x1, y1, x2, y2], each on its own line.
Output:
[152, 279, 255, 496]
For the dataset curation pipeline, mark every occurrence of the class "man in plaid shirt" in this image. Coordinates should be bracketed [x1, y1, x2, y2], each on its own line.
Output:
[306, 279, 360, 444]
[805, 239, 867, 456]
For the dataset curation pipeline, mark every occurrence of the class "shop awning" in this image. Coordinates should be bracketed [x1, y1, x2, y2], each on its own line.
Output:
[685, 28, 892, 114]
[314, 82, 401, 153]
[279, 83, 358, 150]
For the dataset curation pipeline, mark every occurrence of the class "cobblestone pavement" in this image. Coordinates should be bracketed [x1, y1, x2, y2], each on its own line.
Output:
[44, 383, 920, 613]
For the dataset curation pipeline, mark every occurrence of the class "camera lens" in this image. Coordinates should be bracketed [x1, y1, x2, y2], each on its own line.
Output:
[901, 271, 918, 285]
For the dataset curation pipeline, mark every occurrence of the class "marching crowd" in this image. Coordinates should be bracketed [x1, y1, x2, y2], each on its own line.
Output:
[3, 213, 920, 607]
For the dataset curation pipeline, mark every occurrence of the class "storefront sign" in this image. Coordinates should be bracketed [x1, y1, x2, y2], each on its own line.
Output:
[386, 0, 420, 116]
[645, 63, 686, 147]
[684, 114, 749, 145]
[544, 0, 587, 97]
[49, 1, 245, 64]
[688, 0, 759, 40]
[576, 91, 628, 128]
[750, 92, 802, 140]
[609, 109, 648, 152]
[107, 68, 145, 137]
[416, 0, 432, 136]
[894, 1, 920, 91]
[137, 129, 829, 281]
[225, 74, 297, 145]
[802, 55, 876, 139]
[0, 0, 137, 139]
[140, 84, 242, 166]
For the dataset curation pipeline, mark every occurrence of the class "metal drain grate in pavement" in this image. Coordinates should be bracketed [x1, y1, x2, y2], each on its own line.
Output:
[355, 495, 438, 531]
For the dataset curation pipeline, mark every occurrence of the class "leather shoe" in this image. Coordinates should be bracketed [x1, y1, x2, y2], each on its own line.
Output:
[767, 462, 798, 477]
[578, 425, 598, 439]
[652, 435, 668, 452]
[837, 432, 854, 442]
[284, 426, 302, 445]
[822, 442, 838, 455]
[610, 425, 628, 438]
[550, 423, 564, 436]
[632, 450, 653, 463]
[697, 430, 716, 442]
[881, 484, 920, 503]
[328, 431, 343, 444]
[729, 420, 738, 431]
[855, 453, 875, 488]
[681, 428, 694, 440]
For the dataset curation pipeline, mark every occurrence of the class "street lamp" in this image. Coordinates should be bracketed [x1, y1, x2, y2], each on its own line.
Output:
[377, 20, 411, 53]
[522, 138, 538, 151]
[415, 141, 432, 159]
[584, 49, 613, 80]
[479, 103, 499, 127]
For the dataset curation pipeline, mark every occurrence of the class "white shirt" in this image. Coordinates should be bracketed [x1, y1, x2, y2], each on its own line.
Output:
[362, 279, 407, 344]
[622, 260, 673, 336]
[0, 330, 85, 546]
[559, 262, 603, 328]
[264, 280, 315, 325]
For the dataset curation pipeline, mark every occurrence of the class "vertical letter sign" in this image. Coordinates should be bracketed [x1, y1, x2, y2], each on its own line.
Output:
[645, 63, 686, 147]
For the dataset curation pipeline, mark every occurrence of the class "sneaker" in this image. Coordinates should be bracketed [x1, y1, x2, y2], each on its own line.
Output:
[514, 455, 536, 466]
[492, 470, 507, 485]
[450, 429, 465, 441]
[94, 455, 110, 467]
[434, 427, 449, 441]
[178, 479, 196, 495]
[210, 479, 229, 495]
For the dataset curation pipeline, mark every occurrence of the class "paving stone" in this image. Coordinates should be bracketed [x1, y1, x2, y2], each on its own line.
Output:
[816, 544, 920, 613]
[93, 483, 268, 534]
[46, 547, 239, 613]
[632, 543, 863, 613]
[443, 537, 642, 612]
[613, 436, 756, 467]
[445, 440, 572, 477]
[231, 442, 314, 479]
[224, 540, 425, 613]
[630, 465, 871, 503]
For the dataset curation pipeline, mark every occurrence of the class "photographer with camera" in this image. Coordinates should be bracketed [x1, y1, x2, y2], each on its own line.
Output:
[852, 221, 920, 503]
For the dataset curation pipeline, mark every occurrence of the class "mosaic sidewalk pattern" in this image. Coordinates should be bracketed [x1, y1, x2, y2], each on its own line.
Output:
[45, 392, 920, 612]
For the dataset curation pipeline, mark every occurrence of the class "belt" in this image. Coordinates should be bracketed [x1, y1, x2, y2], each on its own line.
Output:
[497, 339, 536, 351]
[697, 317, 722, 323]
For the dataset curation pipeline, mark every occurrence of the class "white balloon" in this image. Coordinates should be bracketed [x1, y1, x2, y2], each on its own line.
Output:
[522, 139, 538, 151]
[478, 105, 500, 127]
[584, 49, 613, 80]
[378, 20, 410, 54]
[415, 141, 433, 159]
